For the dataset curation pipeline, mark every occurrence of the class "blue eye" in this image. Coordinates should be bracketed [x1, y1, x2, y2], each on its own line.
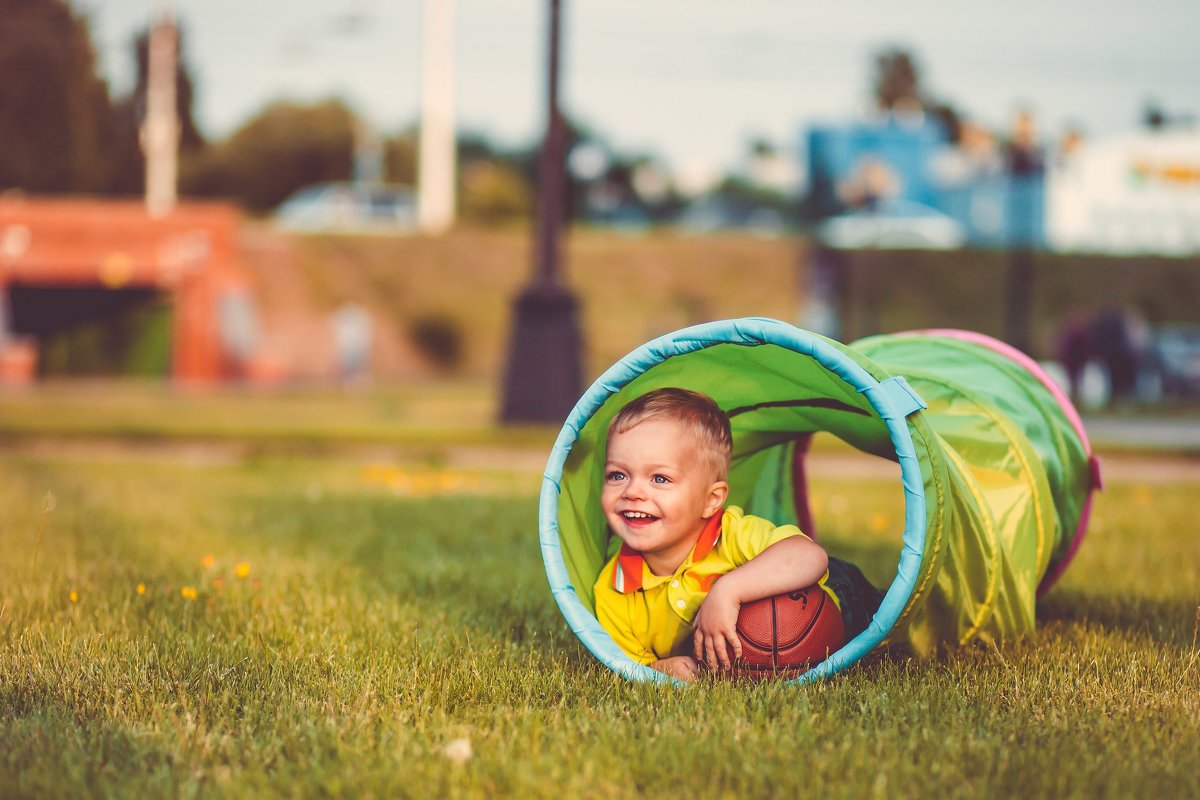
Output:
[606, 471, 626, 482]
[652, 474, 669, 484]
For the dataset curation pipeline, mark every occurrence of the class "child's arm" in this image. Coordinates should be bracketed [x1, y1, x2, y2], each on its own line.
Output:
[692, 536, 829, 671]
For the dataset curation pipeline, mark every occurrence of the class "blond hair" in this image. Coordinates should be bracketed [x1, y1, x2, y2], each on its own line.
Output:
[608, 388, 732, 480]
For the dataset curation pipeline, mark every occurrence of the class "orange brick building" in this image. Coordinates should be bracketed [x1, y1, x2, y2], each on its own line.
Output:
[0, 197, 259, 384]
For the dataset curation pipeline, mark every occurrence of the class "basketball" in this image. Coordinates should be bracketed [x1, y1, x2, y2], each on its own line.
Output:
[732, 585, 846, 680]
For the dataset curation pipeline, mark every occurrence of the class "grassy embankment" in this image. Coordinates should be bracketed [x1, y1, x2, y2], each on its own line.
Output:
[254, 227, 1200, 381]
[256, 228, 806, 381]
[1, 391, 1198, 797]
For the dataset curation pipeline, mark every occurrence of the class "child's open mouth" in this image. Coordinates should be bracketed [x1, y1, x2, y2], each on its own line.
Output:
[621, 510, 659, 524]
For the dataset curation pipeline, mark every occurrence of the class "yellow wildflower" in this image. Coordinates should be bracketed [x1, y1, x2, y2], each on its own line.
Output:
[201, 554, 216, 569]
[234, 562, 251, 579]
[136, 583, 146, 595]
[361, 463, 393, 485]
[68, 590, 78, 603]
[181, 586, 198, 600]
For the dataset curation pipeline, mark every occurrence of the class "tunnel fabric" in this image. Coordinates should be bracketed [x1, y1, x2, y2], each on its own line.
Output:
[539, 318, 1096, 684]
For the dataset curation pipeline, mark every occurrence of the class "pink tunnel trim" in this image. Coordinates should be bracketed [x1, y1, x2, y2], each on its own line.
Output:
[791, 433, 817, 540]
[900, 329, 1100, 597]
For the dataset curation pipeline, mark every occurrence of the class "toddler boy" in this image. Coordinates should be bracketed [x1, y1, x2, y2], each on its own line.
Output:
[592, 387, 881, 681]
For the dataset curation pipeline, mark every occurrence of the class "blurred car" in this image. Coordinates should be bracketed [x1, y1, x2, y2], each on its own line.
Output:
[274, 182, 417, 233]
[1153, 324, 1200, 397]
[677, 196, 787, 238]
[817, 199, 967, 250]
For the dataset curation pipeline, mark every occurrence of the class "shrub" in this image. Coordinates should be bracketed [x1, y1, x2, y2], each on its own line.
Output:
[408, 313, 463, 372]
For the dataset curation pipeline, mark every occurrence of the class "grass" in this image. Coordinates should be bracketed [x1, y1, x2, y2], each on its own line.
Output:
[0, 381, 554, 454]
[2, 441, 1198, 798]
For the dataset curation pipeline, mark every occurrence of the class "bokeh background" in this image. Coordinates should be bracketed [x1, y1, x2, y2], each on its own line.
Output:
[1, 0, 1198, 422]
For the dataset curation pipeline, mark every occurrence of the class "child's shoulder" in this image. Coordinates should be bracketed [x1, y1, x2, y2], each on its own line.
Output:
[720, 504, 773, 531]
[716, 506, 812, 552]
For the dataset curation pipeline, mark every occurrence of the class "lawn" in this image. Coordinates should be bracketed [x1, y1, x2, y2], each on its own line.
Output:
[2, 432, 1197, 798]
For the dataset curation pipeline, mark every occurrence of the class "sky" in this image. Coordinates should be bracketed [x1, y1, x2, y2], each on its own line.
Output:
[83, 0, 1200, 179]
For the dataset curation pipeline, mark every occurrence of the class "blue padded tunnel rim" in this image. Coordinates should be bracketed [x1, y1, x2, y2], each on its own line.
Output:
[539, 317, 928, 686]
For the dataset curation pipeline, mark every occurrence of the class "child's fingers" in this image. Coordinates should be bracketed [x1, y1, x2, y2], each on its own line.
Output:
[713, 633, 733, 670]
[704, 635, 721, 671]
[726, 631, 743, 661]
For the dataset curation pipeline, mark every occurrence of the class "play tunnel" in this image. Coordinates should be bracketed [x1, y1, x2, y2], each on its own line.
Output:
[539, 318, 1101, 683]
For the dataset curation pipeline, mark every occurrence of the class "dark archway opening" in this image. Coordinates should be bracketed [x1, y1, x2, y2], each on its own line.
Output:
[8, 285, 172, 377]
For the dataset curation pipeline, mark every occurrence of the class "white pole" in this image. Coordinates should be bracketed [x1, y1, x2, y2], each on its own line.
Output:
[418, 0, 456, 234]
[142, 0, 179, 218]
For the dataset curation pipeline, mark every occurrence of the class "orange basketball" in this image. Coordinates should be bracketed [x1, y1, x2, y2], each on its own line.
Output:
[732, 586, 846, 680]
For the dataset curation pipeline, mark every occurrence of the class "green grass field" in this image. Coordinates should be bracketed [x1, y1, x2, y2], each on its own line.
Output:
[2, 412, 1198, 799]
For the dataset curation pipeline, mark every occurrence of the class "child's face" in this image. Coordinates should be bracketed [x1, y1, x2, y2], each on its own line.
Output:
[602, 418, 728, 574]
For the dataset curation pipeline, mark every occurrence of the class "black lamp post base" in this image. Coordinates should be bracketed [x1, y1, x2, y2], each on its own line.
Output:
[500, 285, 583, 423]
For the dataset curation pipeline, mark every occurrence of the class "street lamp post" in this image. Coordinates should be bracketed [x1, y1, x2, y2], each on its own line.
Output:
[500, 0, 582, 423]
[1003, 110, 1043, 355]
[143, 0, 179, 218]
[417, 0, 456, 234]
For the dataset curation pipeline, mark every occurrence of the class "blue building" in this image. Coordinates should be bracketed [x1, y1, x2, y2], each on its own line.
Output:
[806, 118, 1045, 250]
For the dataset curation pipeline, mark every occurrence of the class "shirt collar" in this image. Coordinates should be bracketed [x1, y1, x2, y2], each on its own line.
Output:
[611, 511, 724, 594]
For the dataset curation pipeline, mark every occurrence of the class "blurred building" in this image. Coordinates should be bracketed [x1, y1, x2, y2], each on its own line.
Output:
[806, 117, 1200, 257]
[1046, 129, 1200, 256]
[806, 117, 1043, 250]
[0, 198, 261, 385]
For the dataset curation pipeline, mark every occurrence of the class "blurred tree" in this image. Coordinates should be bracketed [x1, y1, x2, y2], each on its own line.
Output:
[454, 131, 532, 224]
[183, 99, 355, 212]
[749, 137, 776, 160]
[928, 101, 964, 144]
[709, 175, 793, 216]
[873, 48, 922, 111]
[460, 160, 531, 224]
[0, 0, 113, 193]
[871, 47, 965, 144]
[105, 97, 145, 195]
[384, 129, 417, 184]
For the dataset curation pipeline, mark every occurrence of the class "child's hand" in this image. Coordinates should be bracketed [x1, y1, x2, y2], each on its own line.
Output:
[651, 655, 700, 682]
[692, 583, 742, 671]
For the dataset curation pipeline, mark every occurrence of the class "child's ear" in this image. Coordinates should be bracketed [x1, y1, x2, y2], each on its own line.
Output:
[703, 480, 729, 517]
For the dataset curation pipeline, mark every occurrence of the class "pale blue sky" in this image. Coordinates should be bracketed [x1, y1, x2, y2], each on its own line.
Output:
[83, 1, 1200, 174]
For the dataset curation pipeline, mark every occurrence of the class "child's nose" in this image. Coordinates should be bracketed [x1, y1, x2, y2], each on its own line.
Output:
[622, 478, 647, 499]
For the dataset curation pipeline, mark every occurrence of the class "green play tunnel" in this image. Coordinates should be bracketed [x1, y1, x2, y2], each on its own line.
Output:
[538, 319, 1100, 683]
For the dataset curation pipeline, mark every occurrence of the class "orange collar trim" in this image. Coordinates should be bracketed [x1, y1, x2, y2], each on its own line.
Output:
[611, 511, 724, 594]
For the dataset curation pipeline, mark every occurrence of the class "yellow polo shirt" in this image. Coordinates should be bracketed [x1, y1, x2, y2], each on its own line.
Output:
[593, 505, 837, 665]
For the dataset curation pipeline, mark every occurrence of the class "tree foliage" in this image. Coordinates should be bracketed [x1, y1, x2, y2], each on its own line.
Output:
[0, 0, 113, 193]
[872, 47, 964, 143]
[873, 48, 922, 111]
[384, 131, 417, 185]
[183, 99, 356, 212]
